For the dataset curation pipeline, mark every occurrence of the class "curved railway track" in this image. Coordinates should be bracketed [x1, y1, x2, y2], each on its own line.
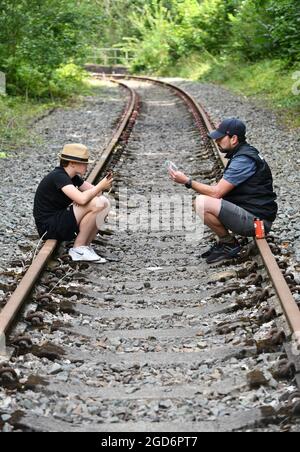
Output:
[0, 74, 300, 432]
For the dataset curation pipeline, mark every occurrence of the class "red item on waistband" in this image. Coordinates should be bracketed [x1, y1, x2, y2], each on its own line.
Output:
[254, 218, 265, 239]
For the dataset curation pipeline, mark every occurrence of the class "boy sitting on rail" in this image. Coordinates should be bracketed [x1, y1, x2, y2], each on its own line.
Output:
[33, 143, 113, 263]
[169, 118, 278, 265]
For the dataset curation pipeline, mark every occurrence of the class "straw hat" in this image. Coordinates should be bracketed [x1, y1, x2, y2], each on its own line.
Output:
[58, 144, 94, 164]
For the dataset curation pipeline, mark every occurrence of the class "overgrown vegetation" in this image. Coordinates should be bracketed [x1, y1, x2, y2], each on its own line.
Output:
[0, 0, 99, 152]
[169, 55, 300, 127]
[117, 0, 300, 71]
[0, 96, 51, 153]
[1, 0, 299, 99]
[114, 0, 300, 126]
[1, 0, 299, 98]
[0, 0, 299, 152]
[0, 0, 98, 98]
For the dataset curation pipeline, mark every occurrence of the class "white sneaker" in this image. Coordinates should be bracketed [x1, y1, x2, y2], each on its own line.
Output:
[88, 246, 107, 264]
[69, 246, 106, 263]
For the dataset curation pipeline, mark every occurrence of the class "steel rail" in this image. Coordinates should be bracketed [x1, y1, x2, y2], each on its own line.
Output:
[0, 80, 138, 343]
[113, 75, 300, 347]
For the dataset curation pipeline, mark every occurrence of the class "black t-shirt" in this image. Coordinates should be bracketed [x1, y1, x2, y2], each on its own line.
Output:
[33, 167, 84, 224]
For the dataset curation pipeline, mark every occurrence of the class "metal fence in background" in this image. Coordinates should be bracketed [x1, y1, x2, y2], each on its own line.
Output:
[87, 48, 135, 66]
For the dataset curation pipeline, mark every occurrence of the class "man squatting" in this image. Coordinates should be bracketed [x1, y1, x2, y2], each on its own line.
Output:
[169, 118, 278, 264]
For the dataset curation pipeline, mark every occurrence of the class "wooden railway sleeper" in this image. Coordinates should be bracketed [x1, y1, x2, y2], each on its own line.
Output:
[216, 319, 252, 335]
[30, 341, 65, 361]
[217, 308, 278, 335]
[211, 283, 244, 298]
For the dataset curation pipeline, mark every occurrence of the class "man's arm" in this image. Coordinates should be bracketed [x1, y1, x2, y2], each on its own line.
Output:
[169, 169, 235, 199]
[191, 178, 235, 198]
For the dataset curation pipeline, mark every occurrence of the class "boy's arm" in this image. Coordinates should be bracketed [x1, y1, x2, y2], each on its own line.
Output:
[79, 181, 94, 192]
[62, 177, 113, 206]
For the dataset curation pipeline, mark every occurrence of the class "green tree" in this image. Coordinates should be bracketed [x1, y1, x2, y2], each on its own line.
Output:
[0, 0, 98, 97]
[268, 0, 300, 62]
[121, 0, 239, 72]
[121, 0, 180, 72]
[176, 0, 238, 54]
[228, 0, 273, 60]
[90, 0, 146, 47]
[228, 0, 300, 62]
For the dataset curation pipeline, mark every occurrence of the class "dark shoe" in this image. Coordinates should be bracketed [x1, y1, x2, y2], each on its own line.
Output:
[206, 241, 241, 264]
[201, 242, 223, 259]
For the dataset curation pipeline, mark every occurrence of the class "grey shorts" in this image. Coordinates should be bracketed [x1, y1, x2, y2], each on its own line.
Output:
[218, 200, 273, 237]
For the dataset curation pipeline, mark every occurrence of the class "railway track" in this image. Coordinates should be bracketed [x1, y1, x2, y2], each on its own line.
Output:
[0, 75, 300, 432]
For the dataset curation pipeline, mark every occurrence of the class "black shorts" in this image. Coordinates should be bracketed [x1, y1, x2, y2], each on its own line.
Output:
[36, 205, 79, 242]
[219, 200, 273, 237]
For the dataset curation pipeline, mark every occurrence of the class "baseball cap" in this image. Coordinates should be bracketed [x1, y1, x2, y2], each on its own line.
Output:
[208, 118, 246, 141]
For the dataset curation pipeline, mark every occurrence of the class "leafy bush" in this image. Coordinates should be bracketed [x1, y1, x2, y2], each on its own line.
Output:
[0, 95, 52, 152]
[176, 0, 238, 55]
[49, 63, 87, 98]
[0, 0, 95, 98]
[267, 0, 300, 62]
[14, 65, 48, 98]
[120, 0, 299, 73]
[122, 1, 182, 72]
[0, 0, 299, 96]
[228, 0, 274, 60]
[228, 0, 300, 62]
[123, 0, 242, 73]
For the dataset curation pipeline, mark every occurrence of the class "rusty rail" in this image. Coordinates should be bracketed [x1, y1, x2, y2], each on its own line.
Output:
[0, 80, 138, 342]
[113, 75, 300, 348]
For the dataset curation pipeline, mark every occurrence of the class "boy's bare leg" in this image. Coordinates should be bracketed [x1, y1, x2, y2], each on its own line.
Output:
[73, 196, 111, 248]
[87, 202, 111, 245]
[74, 211, 98, 247]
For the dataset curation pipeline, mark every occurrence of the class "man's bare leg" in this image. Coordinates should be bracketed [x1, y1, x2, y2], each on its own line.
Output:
[204, 212, 229, 238]
[194, 195, 241, 263]
[195, 195, 234, 241]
